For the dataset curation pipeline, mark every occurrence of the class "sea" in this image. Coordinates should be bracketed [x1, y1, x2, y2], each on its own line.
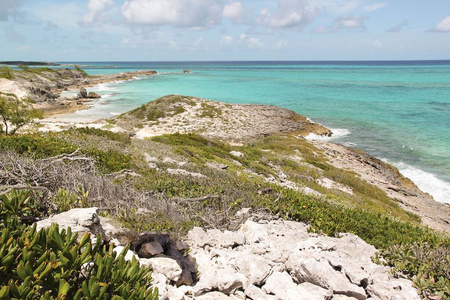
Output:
[59, 61, 450, 204]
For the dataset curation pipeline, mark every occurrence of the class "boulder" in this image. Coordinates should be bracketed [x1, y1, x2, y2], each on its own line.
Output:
[87, 92, 101, 98]
[187, 227, 210, 248]
[113, 246, 139, 262]
[138, 241, 164, 257]
[196, 292, 230, 300]
[262, 271, 297, 295]
[35, 207, 104, 238]
[367, 273, 420, 300]
[141, 257, 182, 282]
[239, 220, 269, 244]
[286, 255, 366, 300]
[244, 284, 271, 300]
[234, 254, 272, 286]
[230, 151, 244, 158]
[194, 267, 247, 296]
[166, 286, 186, 300]
[206, 162, 229, 170]
[79, 87, 88, 98]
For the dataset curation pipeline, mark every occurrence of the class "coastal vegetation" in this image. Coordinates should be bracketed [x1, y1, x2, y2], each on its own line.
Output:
[0, 97, 42, 136]
[1, 125, 449, 298]
[0, 66, 14, 80]
[0, 190, 157, 299]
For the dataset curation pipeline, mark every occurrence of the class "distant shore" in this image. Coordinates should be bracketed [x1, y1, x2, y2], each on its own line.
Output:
[0, 61, 60, 66]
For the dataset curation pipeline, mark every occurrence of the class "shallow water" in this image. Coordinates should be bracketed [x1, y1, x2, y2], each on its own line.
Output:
[62, 61, 450, 203]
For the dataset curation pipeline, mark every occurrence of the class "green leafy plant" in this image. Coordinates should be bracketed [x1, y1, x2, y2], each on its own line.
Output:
[0, 97, 43, 136]
[0, 190, 158, 299]
[0, 66, 14, 80]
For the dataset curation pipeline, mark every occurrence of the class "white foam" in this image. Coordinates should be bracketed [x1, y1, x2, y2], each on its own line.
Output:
[393, 162, 450, 204]
[96, 83, 116, 91]
[306, 128, 351, 141]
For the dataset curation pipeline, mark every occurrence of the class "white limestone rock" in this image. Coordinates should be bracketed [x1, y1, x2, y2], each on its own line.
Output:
[35, 207, 101, 236]
[113, 246, 138, 262]
[141, 257, 183, 282]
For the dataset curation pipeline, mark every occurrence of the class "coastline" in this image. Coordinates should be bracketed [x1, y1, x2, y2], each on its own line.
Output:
[36, 91, 450, 234]
[3, 66, 448, 233]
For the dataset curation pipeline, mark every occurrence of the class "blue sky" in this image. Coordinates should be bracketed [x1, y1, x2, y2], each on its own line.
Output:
[1, 0, 449, 61]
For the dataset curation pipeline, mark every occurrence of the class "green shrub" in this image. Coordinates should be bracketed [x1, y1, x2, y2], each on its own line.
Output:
[0, 66, 14, 80]
[0, 190, 158, 299]
[0, 133, 132, 173]
[0, 225, 158, 299]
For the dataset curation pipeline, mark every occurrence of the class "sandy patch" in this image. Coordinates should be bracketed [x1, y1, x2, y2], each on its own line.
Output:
[0, 78, 28, 99]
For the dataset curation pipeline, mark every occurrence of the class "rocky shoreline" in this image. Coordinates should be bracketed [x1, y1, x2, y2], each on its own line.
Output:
[312, 141, 450, 234]
[2, 68, 448, 235]
[0, 67, 157, 116]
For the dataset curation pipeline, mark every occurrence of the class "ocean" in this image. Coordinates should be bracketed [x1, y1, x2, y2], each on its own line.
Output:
[60, 61, 450, 204]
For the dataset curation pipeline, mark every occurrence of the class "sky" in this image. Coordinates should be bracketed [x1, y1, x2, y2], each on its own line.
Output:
[0, 0, 449, 61]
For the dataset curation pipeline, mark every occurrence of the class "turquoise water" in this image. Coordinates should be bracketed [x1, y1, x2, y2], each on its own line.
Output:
[62, 61, 450, 203]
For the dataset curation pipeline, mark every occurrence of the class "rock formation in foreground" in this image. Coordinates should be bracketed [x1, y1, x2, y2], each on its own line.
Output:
[35, 207, 420, 300]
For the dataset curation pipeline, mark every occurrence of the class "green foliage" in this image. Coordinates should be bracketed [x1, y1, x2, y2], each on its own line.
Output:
[74, 65, 89, 77]
[0, 132, 132, 173]
[0, 190, 158, 299]
[198, 102, 222, 118]
[0, 66, 14, 80]
[0, 97, 43, 136]
[0, 190, 40, 232]
[53, 187, 89, 213]
[376, 243, 450, 298]
[18, 65, 29, 71]
[21, 67, 55, 74]
[127, 95, 195, 122]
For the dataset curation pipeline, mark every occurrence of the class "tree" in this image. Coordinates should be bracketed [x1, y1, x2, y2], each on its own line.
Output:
[0, 97, 43, 135]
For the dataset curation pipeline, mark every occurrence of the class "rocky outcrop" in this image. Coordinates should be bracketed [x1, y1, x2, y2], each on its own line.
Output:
[79, 87, 88, 98]
[87, 91, 101, 99]
[0, 68, 157, 104]
[36, 208, 420, 300]
[313, 140, 450, 234]
[118, 95, 332, 140]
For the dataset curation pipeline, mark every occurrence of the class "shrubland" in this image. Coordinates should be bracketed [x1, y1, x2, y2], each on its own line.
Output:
[0, 127, 449, 298]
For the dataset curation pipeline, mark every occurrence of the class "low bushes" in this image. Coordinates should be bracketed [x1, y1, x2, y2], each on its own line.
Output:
[0, 190, 157, 299]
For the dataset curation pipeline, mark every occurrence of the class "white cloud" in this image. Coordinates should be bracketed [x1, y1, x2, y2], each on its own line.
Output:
[434, 16, 450, 32]
[311, 0, 360, 14]
[336, 16, 365, 29]
[221, 35, 233, 45]
[238, 33, 262, 48]
[312, 15, 365, 34]
[121, 0, 223, 29]
[364, 2, 387, 12]
[311, 26, 328, 34]
[81, 0, 116, 25]
[0, 0, 25, 21]
[257, 0, 318, 29]
[223, 1, 244, 22]
[373, 40, 382, 48]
